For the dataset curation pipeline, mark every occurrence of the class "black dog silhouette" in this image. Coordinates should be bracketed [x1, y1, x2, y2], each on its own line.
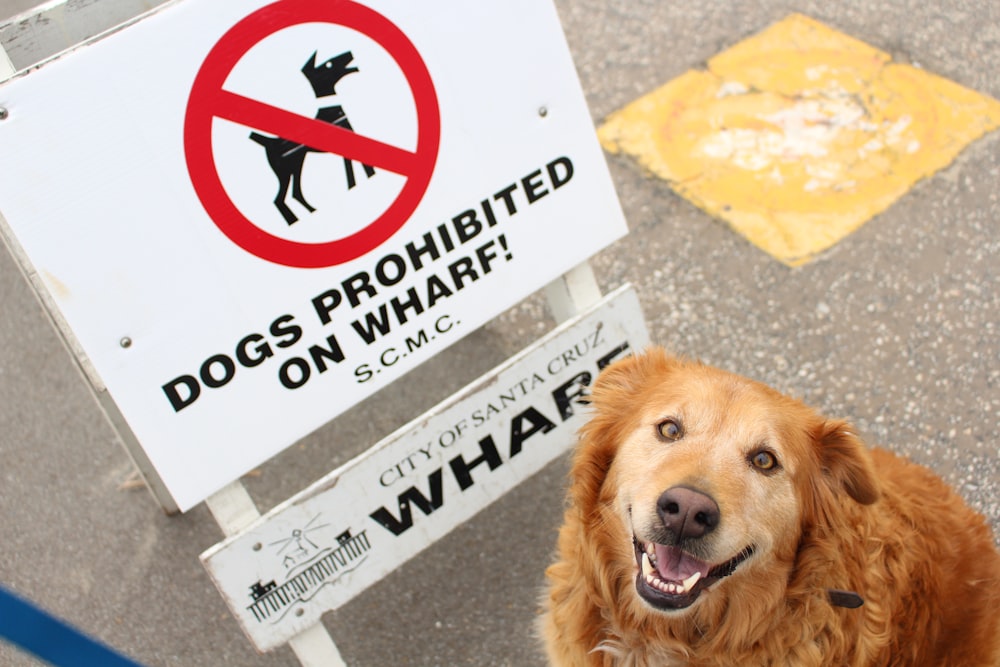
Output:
[250, 51, 375, 225]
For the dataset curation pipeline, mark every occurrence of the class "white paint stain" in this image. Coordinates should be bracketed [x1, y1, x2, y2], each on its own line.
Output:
[696, 88, 919, 192]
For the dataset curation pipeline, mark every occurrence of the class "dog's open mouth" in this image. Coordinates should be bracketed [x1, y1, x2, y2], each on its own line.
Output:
[632, 537, 755, 610]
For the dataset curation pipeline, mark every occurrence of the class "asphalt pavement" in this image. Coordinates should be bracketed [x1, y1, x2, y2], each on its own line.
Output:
[1, 1, 998, 665]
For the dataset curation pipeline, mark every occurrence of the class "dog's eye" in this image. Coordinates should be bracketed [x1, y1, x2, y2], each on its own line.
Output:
[656, 418, 683, 441]
[749, 450, 779, 472]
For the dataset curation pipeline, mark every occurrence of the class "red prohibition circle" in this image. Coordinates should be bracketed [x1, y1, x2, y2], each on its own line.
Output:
[184, 0, 440, 268]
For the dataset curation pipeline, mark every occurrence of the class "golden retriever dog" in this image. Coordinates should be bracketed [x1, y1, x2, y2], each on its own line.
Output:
[542, 348, 1000, 666]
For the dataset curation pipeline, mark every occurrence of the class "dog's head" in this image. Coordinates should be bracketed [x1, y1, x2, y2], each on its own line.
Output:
[572, 348, 879, 616]
[301, 51, 359, 98]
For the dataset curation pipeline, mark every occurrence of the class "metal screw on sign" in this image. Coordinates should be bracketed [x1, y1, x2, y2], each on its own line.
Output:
[0, 107, 8, 120]
[119, 337, 133, 349]
[538, 106, 548, 118]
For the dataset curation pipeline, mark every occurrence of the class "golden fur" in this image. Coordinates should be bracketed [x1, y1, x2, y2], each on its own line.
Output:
[541, 349, 1000, 666]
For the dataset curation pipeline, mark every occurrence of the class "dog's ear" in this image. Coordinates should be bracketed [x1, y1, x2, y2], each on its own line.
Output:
[814, 420, 879, 505]
[302, 51, 319, 74]
[591, 349, 651, 397]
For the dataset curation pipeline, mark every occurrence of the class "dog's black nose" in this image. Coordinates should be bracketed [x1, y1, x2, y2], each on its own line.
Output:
[657, 486, 720, 540]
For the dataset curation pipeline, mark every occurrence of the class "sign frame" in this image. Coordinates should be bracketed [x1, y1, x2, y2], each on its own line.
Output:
[0, 2, 642, 663]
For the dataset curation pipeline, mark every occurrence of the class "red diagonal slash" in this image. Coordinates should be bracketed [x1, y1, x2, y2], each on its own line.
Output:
[213, 89, 418, 176]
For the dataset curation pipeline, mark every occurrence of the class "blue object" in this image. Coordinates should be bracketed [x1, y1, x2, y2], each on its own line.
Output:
[0, 585, 146, 667]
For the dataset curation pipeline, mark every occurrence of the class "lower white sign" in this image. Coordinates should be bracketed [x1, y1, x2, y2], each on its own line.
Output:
[200, 285, 648, 651]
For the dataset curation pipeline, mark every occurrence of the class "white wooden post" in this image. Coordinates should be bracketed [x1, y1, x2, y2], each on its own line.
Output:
[544, 260, 603, 322]
[205, 482, 348, 667]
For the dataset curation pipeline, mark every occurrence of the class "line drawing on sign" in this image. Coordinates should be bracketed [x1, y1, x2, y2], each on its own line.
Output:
[249, 51, 376, 224]
[269, 513, 331, 567]
[246, 529, 372, 624]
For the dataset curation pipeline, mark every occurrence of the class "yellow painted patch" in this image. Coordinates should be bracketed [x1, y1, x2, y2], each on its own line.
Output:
[599, 14, 1000, 265]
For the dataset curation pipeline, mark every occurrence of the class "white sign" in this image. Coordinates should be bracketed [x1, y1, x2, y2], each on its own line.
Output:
[201, 285, 648, 651]
[0, 0, 627, 510]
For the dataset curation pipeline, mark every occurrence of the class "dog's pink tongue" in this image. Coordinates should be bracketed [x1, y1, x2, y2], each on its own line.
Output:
[654, 544, 710, 582]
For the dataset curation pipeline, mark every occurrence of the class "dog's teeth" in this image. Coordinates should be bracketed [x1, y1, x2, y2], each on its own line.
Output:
[641, 552, 655, 579]
[642, 550, 701, 597]
[680, 571, 702, 593]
